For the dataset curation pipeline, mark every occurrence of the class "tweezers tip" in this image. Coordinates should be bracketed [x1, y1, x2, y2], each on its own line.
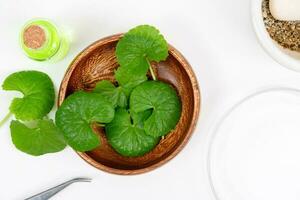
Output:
[72, 177, 92, 183]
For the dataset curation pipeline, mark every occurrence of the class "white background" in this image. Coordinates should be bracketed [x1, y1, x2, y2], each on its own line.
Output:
[1, 0, 300, 199]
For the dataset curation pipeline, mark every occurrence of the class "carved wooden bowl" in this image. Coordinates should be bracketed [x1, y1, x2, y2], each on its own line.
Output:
[58, 34, 200, 175]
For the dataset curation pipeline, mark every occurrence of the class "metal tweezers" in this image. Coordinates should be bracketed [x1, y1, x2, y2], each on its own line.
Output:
[24, 178, 91, 200]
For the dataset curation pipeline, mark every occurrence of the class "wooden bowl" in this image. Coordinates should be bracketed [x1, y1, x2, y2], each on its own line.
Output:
[58, 34, 200, 175]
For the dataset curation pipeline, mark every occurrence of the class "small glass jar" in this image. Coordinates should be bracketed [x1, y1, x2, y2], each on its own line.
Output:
[20, 19, 69, 62]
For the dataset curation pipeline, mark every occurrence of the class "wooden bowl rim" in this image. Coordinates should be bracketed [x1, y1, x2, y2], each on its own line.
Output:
[58, 34, 201, 175]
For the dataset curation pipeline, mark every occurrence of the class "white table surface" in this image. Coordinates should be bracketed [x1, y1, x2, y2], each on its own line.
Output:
[1, 0, 300, 199]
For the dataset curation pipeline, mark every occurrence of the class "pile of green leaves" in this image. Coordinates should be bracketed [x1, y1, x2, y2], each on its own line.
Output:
[2, 25, 181, 157]
[2, 71, 66, 155]
[55, 25, 181, 157]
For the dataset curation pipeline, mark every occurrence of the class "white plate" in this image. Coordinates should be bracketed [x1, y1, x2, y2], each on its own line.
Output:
[251, 0, 300, 72]
[208, 88, 300, 200]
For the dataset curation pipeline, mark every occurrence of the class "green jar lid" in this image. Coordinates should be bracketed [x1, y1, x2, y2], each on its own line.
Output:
[20, 19, 63, 61]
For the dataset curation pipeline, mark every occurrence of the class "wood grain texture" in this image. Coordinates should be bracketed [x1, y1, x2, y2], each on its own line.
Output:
[58, 34, 201, 175]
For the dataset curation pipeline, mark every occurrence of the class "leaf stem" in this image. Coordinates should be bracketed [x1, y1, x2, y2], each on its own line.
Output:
[0, 112, 12, 128]
[147, 59, 157, 81]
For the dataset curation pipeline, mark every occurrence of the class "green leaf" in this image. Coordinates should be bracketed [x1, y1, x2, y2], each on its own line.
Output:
[10, 119, 66, 156]
[106, 108, 159, 157]
[55, 91, 115, 152]
[115, 64, 148, 96]
[2, 71, 55, 121]
[93, 80, 127, 108]
[131, 109, 152, 128]
[116, 25, 168, 68]
[130, 81, 181, 137]
[115, 25, 168, 92]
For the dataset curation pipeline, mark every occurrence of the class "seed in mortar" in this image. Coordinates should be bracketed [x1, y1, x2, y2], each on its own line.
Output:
[262, 0, 300, 52]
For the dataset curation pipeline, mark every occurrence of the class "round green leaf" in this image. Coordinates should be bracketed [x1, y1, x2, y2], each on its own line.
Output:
[93, 80, 127, 108]
[115, 62, 148, 96]
[2, 71, 55, 121]
[130, 81, 181, 137]
[106, 108, 159, 157]
[115, 25, 168, 92]
[10, 119, 66, 156]
[116, 25, 168, 68]
[55, 91, 115, 152]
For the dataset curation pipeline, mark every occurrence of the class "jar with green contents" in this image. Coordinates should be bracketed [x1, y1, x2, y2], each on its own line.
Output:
[20, 19, 69, 62]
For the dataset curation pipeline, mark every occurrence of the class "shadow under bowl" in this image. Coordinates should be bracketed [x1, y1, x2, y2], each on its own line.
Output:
[58, 34, 201, 175]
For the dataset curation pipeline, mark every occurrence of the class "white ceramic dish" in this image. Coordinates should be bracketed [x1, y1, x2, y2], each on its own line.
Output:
[207, 87, 300, 200]
[251, 0, 300, 72]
